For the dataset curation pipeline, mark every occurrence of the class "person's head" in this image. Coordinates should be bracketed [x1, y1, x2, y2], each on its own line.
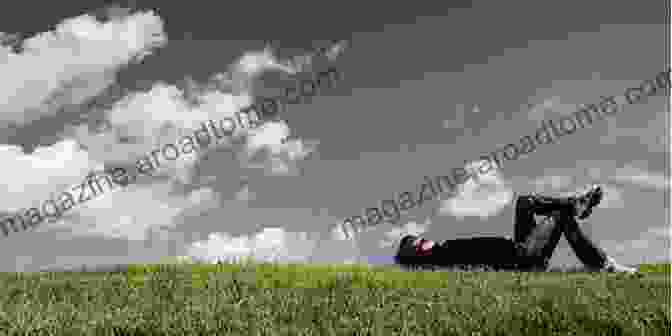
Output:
[394, 234, 419, 265]
[399, 235, 419, 249]
[394, 235, 436, 266]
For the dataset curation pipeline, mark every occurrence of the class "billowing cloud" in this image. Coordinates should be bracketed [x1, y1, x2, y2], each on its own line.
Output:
[51, 51, 318, 241]
[0, 9, 166, 213]
[186, 228, 317, 264]
[0, 8, 353, 274]
[74, 43, 320, 185]
[608, 165, 670, 190]
[439, 160, 514, 219]
[0, 139, 100, 213]
[0, 10, 166, 127]
[242, 121, 319, 176]
[1, 8, 342, 249]
[36, 183, 219, 241]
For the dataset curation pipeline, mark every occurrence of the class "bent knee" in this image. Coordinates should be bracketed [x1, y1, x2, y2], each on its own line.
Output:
[515, 193, 536, 206]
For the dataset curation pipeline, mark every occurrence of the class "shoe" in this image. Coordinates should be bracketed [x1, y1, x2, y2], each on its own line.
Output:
[602, 256, 639, 275]
[572, 185, 603, 219]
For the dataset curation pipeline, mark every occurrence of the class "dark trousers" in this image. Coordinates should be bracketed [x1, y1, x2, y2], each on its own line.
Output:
[421, 194, 609, 270]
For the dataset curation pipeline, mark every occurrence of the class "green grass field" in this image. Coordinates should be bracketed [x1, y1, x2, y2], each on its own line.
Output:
[0, 262, 668, 335]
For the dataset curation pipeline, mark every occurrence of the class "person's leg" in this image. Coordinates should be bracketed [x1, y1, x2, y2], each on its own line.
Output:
[560, 211, 637, 273]
[512, 194, 570, 270]
[555, 211, 608, 269]
[510, 186, 604, 270]
[513, 193, 575, 243]
[512, 187, 637, 273]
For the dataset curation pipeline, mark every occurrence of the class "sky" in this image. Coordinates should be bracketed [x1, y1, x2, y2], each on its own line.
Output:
[0, 1, 669, 272]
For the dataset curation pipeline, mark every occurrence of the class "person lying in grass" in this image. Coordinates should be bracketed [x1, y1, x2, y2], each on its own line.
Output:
[395, 185, 638, 274]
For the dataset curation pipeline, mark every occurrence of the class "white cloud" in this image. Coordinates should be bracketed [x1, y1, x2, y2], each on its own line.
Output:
[44, 38, 330, 242]
[0, 9, 173, 242]
[76, 44, 320, 185]
[0, 10, 348, 270]
[0, 10, 165, 213]
[0, 139, 100, 212]
[186, 228, 317, 264]
[243, 122, 319, 176]
[234, 46, 299, 77]
[609, 165, 669, 190]
[0, 11, 166, 127]
[439, 159, 514, 219]
[36, 181, 219, 241]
